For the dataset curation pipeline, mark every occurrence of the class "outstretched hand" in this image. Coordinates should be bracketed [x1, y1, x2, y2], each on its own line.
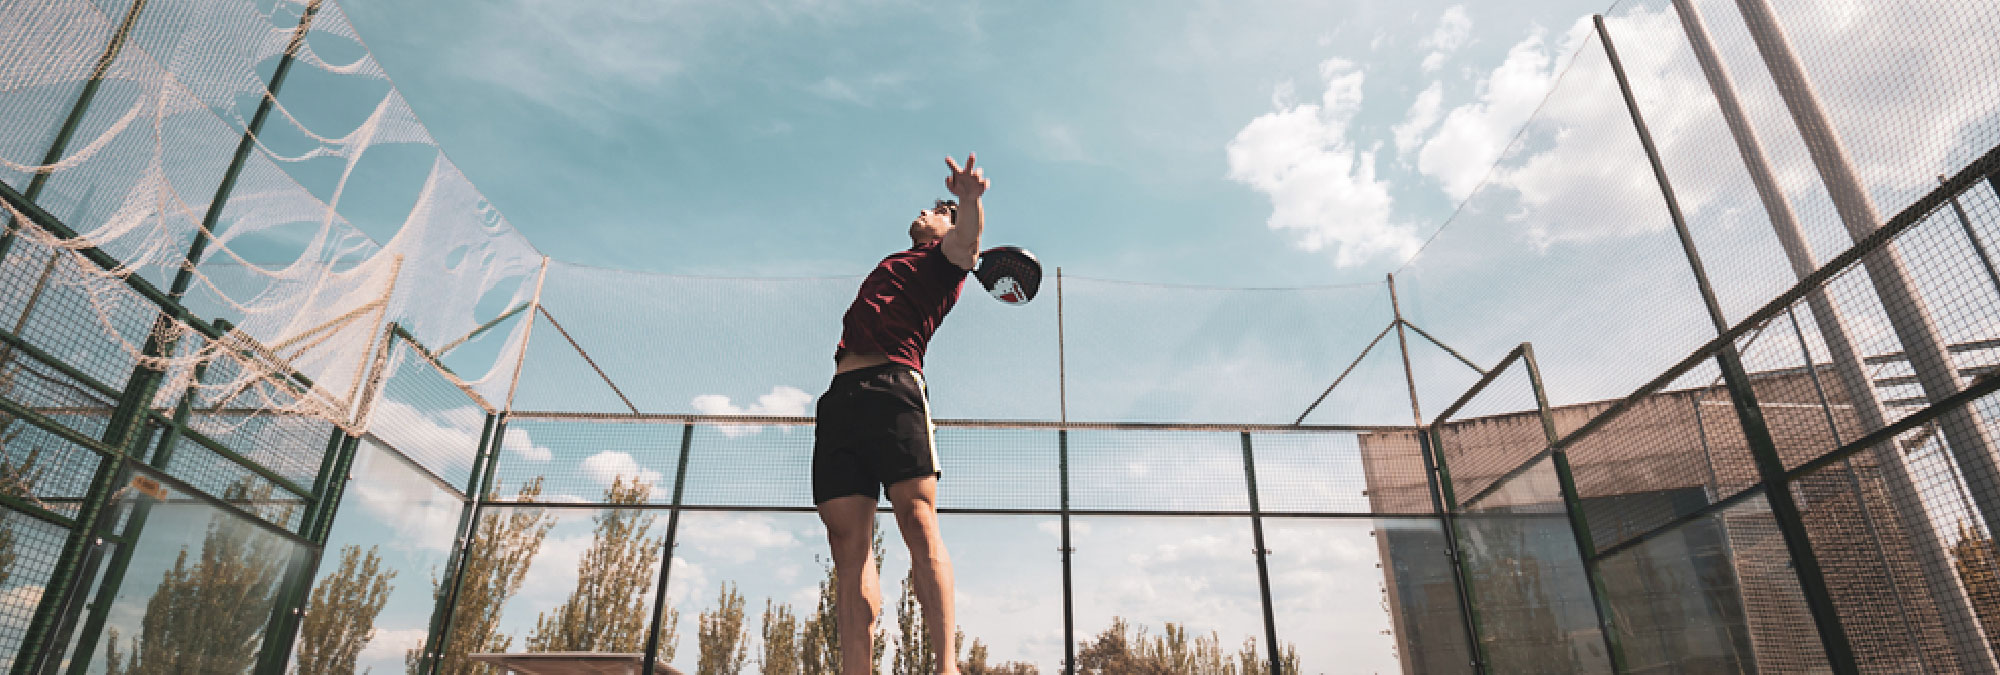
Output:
[945, 153, 988, 201]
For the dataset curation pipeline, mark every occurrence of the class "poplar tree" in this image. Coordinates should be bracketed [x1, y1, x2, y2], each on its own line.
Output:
[406, 477, 554, 675]
[697, 582, 750, 675]
[294, 544, 398, 674]
[800, 529, 887, 674]
[527, 476, 665, 653]
[102, 481, 295, 675]
[760, 599, 800, 675]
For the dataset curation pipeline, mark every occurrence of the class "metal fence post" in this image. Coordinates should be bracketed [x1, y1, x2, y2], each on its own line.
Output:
[1523, 344, 1626, 671]
[417, 412, 500, 675]
[1059, 429, 1076, 675]
[1238, 432, 1281, 674]
[641, 423, 695, 674]
[1388, 274, 1483, 673]
[1596, 14, 1855, 671]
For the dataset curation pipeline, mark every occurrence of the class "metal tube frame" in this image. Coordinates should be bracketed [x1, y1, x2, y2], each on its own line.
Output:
[1239, 432, 1282, 673]
[1389, 273, 1484, 674]
[1521, 344, 1626, 670]
[639, 423, 695, 674]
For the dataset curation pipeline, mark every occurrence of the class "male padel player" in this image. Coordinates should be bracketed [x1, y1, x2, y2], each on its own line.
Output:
[815, 153, 987, 675]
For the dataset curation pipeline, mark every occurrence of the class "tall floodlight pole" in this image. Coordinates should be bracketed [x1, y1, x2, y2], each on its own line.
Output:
[1728, 1, 2000, 550]
[1669, 1, 1998, 670]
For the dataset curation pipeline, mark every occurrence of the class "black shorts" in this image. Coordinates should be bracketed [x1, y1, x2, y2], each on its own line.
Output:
[812, 364, 938, 505]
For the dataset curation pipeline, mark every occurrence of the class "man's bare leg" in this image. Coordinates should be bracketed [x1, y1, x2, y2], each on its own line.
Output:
[889, 476, 957, 674]
[818, 495, 881, 675]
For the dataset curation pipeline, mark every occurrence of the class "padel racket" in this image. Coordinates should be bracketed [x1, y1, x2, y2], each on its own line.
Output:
[975, 246, 1042, 305]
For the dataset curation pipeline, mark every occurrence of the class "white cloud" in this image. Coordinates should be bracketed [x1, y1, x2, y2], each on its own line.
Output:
[1227, 59, 1420, 267]
[676, 513, 803, 564]
[581, 450, 664, 487]
[692, 385, 813, 436]
[1419, 6, 1473, 73]
[503, 427, 553, 462]
[1392, 81, 1446, 158]
[359, 628, 429, 665]
[1415, 18, 1592, 202]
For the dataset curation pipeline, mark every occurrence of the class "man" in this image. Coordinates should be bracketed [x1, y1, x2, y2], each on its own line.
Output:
[814, 153, 987, 675]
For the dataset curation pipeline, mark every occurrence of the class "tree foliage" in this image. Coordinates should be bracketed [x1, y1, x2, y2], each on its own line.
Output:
[799, 529, 887, 674]
[102, 482, 295, 675]
[0, 430, 45, 591]
[1073, 617, 1295, 675]
[526, 476, 666, 653]
[698, 582, 750, 675]
[891, 567, 935, 675]
[406, 477, 554, 675]
[295, 544, 398, 674]
[955, 630, 1038, 675]
[760, 599, 800, 675]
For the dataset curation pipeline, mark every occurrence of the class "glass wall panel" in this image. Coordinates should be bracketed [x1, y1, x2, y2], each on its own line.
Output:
[1262, 517, 1473, 674]
[1597, 492, 1830, 673]
[438, 504, 667, 670]
[654, 511, 826, 674]
[1456, 457, 1610, 673]
[71, 467, 315, 674]
[1069, 516, 1265, 671]
[293, 439, 464, 674]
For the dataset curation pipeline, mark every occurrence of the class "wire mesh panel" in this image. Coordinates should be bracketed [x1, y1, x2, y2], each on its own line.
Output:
[490, 419, 684, 506]
[1566, 359, 1757, 555]
[677, 424, 815, 509]
[1065, 429, 1247, 513]
[1435, 357, 1547, 509]
[0, 506, 73, 670]
[1455, 457, 1611, 674]
[0, 408, 112, 521]
[368, 342, 489, 494]
[1251, 430, 1414, 515]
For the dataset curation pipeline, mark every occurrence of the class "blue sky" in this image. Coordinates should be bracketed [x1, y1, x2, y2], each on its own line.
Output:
[333, 0, 1608, 286]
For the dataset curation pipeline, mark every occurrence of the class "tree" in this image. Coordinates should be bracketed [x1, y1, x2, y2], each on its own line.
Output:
[1952, 521, 2000, 655]
[761, 599, 800, 675]
[1073, 617, 1292, 675]
[891, 568, 935, 675]
[955, 631, 1038, 675]
[406, 477, 555, 675]
[102, 481, 295, 675]
[698, 582, 750, 675]
[527, 476, 666, 653]
[295, 544, 398, 674]
[800, 529, 888, 674]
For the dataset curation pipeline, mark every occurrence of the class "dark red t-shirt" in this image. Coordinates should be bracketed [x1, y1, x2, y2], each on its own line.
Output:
[835, 241, 969, 372]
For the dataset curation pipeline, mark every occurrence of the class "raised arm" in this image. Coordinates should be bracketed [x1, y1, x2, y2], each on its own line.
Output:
[941, 153, 987, 270]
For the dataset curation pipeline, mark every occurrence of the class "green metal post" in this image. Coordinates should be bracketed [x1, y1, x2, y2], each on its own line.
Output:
[0, 0, 150, 264]
[641, 424, 695, 674]
[422, 413, 506, 675]
[58, 334, 223, 675]
[1239, 433, 1282, 674]
[1389, 273, 1483, 673]
[1523, 344, 1626, 671]
[1059, 429, 1076, 675]
[251, 428, 354, 674]
[13, 347, 162, 674]
[1596, 14, 1854, 670]
[165, 0, 323, 302]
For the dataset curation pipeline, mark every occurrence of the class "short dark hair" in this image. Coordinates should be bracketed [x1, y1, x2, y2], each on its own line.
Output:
[933, 199, 958, 217]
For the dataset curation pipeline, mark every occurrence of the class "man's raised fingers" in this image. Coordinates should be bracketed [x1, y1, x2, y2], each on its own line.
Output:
[963, 152, 976, 171]
[944, 155, 962, 174]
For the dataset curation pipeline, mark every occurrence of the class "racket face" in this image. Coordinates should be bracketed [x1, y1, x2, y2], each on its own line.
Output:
[976, 247, 1041, 305]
